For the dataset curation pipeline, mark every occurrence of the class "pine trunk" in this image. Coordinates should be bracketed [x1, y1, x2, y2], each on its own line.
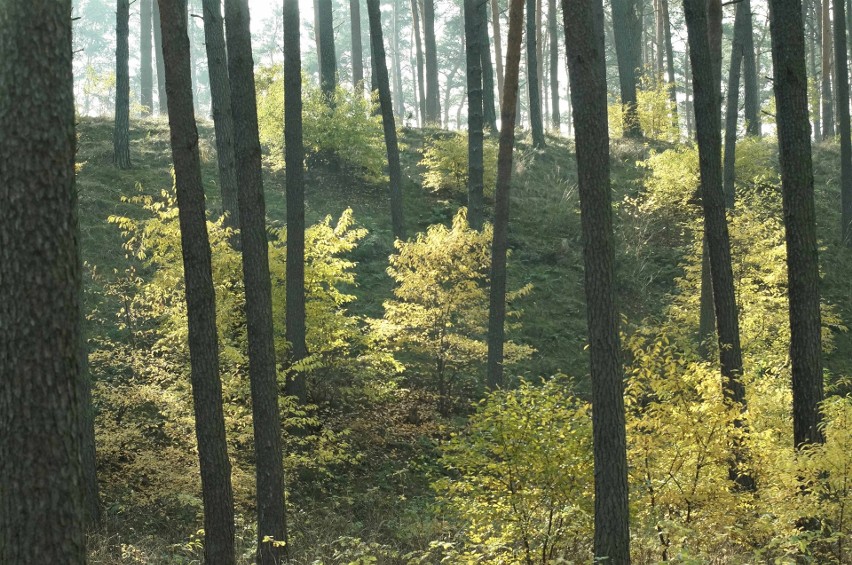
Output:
[611, 0, 643, 137]
[318, 0, 338, 98]
[837, 0, 852, 245]
[141, 0, 154, 116]
[154, 0, 168, 114]
[114, 0, 132, 169]
[549, 0, 560, 129]
[822, 0, 836, 137]
[480, 0, 499, 132]
[465, 0, 485, 230]
[742, 0, 760, 135]
[424, 0, 441, 124]
[661, 0, 678, 127]
[492, 0, 505, 106]
[526, 0, 546, 146]
[411, 0, 427, 124]
[723, 0, 748, 208]
[351, 0, 365, 92]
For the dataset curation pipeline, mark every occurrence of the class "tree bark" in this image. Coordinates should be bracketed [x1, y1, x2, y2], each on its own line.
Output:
[526, 0, 546, 146]
[548, 0, 560, 130]
[480, 0, 499, 132]
[114, 0, 131, 169]
[723, 0, 749, 208]
[492, 0, 505, 107]
[1, 2, 87, 561]
[661, 0, 679, 129]
[351, 0, 365, 92]
[768, 0, 826, 447]
[809, 0, 822, 139]
[837, 0, 852, 246]
[563, 0, 631, 560]
[141, 0, 154, 116]
[466, 0, 485, 230]
[154, 0, 168, 114]
[424, 0, 441, 123]
[392, 0, 405, 120]
[822, 0, 835, 137]
[368, 0, 406, 240]
[611, 0, 643, 137]
[158, 1, 236, 562]
[223, 1, 290, 561]
[411, 0, 427, 124]
[202, 0, 239, 227]
[317, 0, 338, 98]
[486, 0, 524, 389]
[742, 0, 761, 136]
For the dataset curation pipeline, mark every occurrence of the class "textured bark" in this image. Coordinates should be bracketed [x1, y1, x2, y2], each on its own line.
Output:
[486, 0, 524, 389]
[723, 0, 749, 208]
[411, 0, 427, 123]
[810, 0, 822, 139]
[158, 1, 236, 561]
[141, 0, 154, 116]
[548, 0, 560, 129]
[223, 1, 289, 561]
[526, 0, 546, 147]
[202, 0, 240, 227]
[768, 0, 826, 447]
[368, 0, 406, 240]
[424, 0, 441, 123]
[563, 0, 631, 560]
[317, 0, 338, 97]
[0, 3, 86, 562]
[611, 0, 643, 137]
[284, 0, 309, 406]
[466, 0, 485, 230]
[480, 0, 499, 132]
[114, 0, 131, 169]
[661, 0, 678, 127]
[741, 0, 761, 136]
[78, 336, 101, 528]
[838, 0, 852, 246]
[154, 0, 168, 114]
[351, 0, 365, 91]
[492, 0, 505, 107]
[822, 0, 835, 137]
[684, 0, 753, 490]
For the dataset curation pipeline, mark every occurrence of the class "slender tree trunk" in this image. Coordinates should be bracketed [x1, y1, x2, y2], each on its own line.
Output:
[466, 0, 485, 230]
[202, 0, 239, 227]
[723, 0, 748, 208]
[837, 0, 852, 245]
[141, 0, 154, 116]
[563, 0, 631, 560]
[158, 1, 236, 561]
[548, 0, 560, 130]
[114, 0, 131, 169]
[367, 0, 406, 240]
[684, 0, 753, 491]
[284, 0, 309, 408]
[480, 0, 499, 132]
[154, 0, 168, 114]
[768, 0, 826, 447]
[486, 0, 524, 389]
[611, 0, 643, 137]
[661, 0, 678, 128]
[655, 0, 664, 76]
[223, 1, 290, 561]
[351, 0, 365, 92]
[317, 0, 338, 98]
[392, 0, 404, 120]
[411, 0, 427, 124]
[822, 0, 836, 137]
[742, 0, 760, 135]
[493, 0, 505, 107]
[1, 3, 86, 561]
[424, 0, 441, 123]
[685, 42, 694, 139]
[526, 0, 546, 146]
[809, 0, 822, 139]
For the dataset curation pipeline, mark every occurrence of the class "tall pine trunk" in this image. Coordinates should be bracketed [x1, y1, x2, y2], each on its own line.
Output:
[114, 0, 131, 169]
[424, 0, 441, 124]
[548, 0, 560, 130]
[158, 1, 236, 561]
[723, 0, 749, 208]
[141, 0, 154, 116]
[661, 0, 678, 128]
[465, 0, 485, 230]
[822, 0, 836, 137]
[563, 0, 631, 560]
[154, 0, 168, 114]
[1, 2, 87, 561]
[838, 0, 852, 245]
[492, 0, 505, 107]
[480, 0, 499, 132]
[411, 0, 427, 124]
[611, 0, 643, 137]
[526, 0, 546, 146]
[392, 0, 405, 120]
[317, 0, 338, 98]
[742, 0, 761, 135]
[351, 0, 365, 91]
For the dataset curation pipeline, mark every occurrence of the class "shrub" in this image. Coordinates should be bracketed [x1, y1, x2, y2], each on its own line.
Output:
[420, 132, 498, 197]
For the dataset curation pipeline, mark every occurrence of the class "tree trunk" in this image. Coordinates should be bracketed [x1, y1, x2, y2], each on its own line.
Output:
[114, 0, 131, 169]
[480, 0, 499, 132]
[351, 0, 365, 92]
[392, 0, 405, 120]
[222, 1, 290, 561]
[526, 0, 546, 146]
[202, 0, 239, 227]
[563, 0, 631, 560]
[685, 42, 694, 139]
[368, 0, 406, 240]
[768, 0, 826, 447]
[154, 0, 168, 114]
[0, 2, 86, 561]
[77, 335, 101, 528]
[611, 0, 643, 137]
[317, 0, 338, 98]
[838, 0, 852, 246]
[466, 0, 485, 230]
[424, 0, 441, 124]
[661, 0, 678, 128]
[742, 0, 761, 136]
[492, 0, 505, 107]
[723, 0, 748, 209]
[141, 0, 154, 116]
[684, 0, 753, 491]
[486, 0, 524, 389]
[809, 0, 822, 139]
[822, 0, 836, 137]
[158, 1, 236, 561]
[548, 0, 560, 130]
[411, 0, 427, 124]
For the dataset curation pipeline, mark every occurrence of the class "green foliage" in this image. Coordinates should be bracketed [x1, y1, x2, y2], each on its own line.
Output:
[609, 73, 680, 142]
[419, 132, 498, 197]
[255, 65, 386, 182]
[376, 209, 533, 411]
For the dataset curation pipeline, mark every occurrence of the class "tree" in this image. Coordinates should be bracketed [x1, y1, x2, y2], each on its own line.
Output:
[660, 0, 679, 128]
[392, 0, 405, 120]
[411, 0, 427, 124]
[157, 0, 236, 562]
[351, 0, 365, 92]
[683, 0, 753, 491]
[492, 0, 505, 107]
[486, 0, 524, 389]
[284, 0, 309, 405]
[154, 0, 168, 114]
[611, 0, 643, 137]
[526, 0, 546, 147]
[466, 0, 485, 230]
[202, 0, 239, 227]
[723, 0, 751, 208]
[141, 0, 154, 116]
[563, 0, 631, 560]
[548, 0, 560, 130]
[424, 0, 441, 124]
[837, 0, 852, 246]
[0, 2, 86, 562]
[317, 0, 338, 97]
[768, 0, 826, 448]
[822, 0, 835, 138]
[223, 0, 289, 561]
[114, 0, 131, 168]
[367, 0, 406, 241]
[741, 0, 761, 136]
[479, 0, 499, 132]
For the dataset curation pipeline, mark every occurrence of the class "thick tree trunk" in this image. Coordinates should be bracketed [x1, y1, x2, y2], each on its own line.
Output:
[351, 0, 365, 91]
[548, 0, 560, 130]
[838, 0, 852, 245]
[284, 0, 309, 407]
[741, 0, 760, 136]
[768, 0, 826, 447]
[466, 0, 485, 230]
[563, 0, 631, 560]
[0, 2, 87, 561]
[154, 0, 168, 114]
[367, 0, 406, 240]
[141, 0, 154, 116]
[611, 0, 643, 137]
[223, 1, 290, 561]
[411, 0, 427, 124]
[822, 0, 835, 137]
[158, 1, 236, 561]
[492, 0, 505, 106]
[424, 0, 441, 124]
[114, 0, 131, 169]
[526, 0, 546, 146]
[684, 0, 753, 491]
[486, 0, 524, 389]
[202, 0, 239, 227]
[480, 0, 499, 132]
[317, 0, 338, 98]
